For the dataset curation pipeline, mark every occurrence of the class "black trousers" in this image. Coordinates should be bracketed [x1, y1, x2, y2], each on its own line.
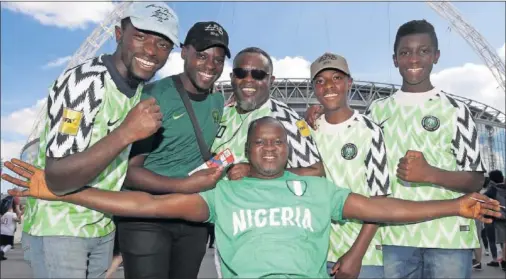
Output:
[116, 217, 208, 279]
[207, 224, 215, 248]
[485, 222, 498, 259]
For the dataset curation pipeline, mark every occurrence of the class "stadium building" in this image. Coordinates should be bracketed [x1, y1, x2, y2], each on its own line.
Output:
[215, 78, 506, 174]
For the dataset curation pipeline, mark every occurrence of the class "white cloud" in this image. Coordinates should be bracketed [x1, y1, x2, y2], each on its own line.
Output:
[1, 140, 25, 162]
[2, 1, 116, 29]
[431, 63, 505, 113]
[1, 98, 46, 137]
[272, 56, 311, 79]
[42, 56, 72, 69]
[431, 43, 506, 113]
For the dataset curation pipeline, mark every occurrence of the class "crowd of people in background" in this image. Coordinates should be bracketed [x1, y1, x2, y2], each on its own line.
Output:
[1, 2, 505, 279]
[473, 170, 506, 270]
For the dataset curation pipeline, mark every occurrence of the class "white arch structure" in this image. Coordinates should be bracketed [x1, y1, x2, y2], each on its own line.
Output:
[20, 1, 505, 157]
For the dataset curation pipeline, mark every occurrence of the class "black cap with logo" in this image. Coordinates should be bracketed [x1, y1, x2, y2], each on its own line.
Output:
[182, 21, 231, 58]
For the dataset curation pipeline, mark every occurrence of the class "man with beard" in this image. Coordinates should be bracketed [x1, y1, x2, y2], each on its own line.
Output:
[116, 21, 231, 279]
[2, 117, 503, 279]
[211, 47, 322, 277]
[19, 2, 177, 278]
[213, 47, 321, 179]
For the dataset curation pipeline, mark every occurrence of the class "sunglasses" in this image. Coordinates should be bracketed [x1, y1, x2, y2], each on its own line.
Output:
[233, 68, 270, 80]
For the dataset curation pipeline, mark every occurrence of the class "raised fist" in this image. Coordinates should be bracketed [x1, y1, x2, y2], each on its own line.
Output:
[119, 97, 163, 143]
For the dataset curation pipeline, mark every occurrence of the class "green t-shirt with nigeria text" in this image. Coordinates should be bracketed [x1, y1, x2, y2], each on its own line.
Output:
[199, 171, 352, 278]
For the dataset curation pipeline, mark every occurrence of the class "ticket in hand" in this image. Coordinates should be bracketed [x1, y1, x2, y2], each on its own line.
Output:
[188, 148, 235, 175]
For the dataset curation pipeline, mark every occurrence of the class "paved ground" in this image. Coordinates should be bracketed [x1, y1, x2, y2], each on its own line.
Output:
[1, 244, 504, 278]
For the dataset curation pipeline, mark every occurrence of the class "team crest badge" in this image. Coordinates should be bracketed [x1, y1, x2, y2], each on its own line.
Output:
[286, 180, 307, 197]
[341, 143, 357, 160]
[421, 115, 440, 132]
[212, 110, 220, 124]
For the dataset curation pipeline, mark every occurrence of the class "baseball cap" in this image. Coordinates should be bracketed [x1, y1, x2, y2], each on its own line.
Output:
[310, 52, 351, 80]
[122, 2, 180, 46]
[182, 21, 231, 58]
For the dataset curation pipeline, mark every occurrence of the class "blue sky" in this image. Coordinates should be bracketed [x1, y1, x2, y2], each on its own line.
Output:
[1, 1, 505, 192]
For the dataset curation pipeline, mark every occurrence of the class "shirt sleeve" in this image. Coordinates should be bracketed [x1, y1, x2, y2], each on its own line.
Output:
[329, 181, 352, 222]
[45, 62, 105, 158]
[363, 118, 391, 196]
[269, 100, 321, 168]
[364, 100, 381, 124]
[283, 114, 321, 167]
[198, 187, 217, 223]
[451, 102, 487, 172]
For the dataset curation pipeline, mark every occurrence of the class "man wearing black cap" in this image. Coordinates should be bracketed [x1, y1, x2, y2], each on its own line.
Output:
[116, 21, 231, 279]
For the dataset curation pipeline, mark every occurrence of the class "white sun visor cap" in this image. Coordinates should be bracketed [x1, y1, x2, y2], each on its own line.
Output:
[122, 2, 180, 46]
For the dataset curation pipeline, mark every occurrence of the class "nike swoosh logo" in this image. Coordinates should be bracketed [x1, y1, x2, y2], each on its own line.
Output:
[173, 113, 186, 120]
[107, 119, 120, 127]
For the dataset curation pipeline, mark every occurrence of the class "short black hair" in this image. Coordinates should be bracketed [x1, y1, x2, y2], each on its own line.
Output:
[234, 47, 273, 73]
[245, 116, 286, 155]
[121, 17, 131, 30]
[489, 170, 504, 184]
[393, 19, 438, 53]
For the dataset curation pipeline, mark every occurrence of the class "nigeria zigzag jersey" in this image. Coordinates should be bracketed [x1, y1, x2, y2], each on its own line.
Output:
[312, 111, 390, 265]
[366, 88, 487, 249]
[211, 98, 320, 168]
[23, 55, 142, 237]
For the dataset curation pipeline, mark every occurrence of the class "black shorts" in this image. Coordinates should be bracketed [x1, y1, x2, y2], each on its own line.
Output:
[0, 234, 14, 246]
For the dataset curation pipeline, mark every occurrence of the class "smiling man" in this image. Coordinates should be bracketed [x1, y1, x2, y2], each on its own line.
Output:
[212, 47, 321, 177]
[211, 47, 322, 277]
[365, 20, 487, 279]
[19, 2, 177, 278]
[115, 21, 230, 279]
[304, 20, 488, 279]
[309, 53, 391, 279]
[3, 117, 502, 279]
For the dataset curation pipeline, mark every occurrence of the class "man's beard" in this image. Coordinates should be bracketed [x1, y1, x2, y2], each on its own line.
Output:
[237, 97, 257, 112]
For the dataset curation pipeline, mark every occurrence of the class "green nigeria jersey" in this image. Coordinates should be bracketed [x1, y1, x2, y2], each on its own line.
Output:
[127, 75, 224, 182]
[366, 88, 487, 249]
[199, 171, 352, 278]
[24, 55, 142, 237]
[212, 98, 320, 168]
[312, 110, 391, 265]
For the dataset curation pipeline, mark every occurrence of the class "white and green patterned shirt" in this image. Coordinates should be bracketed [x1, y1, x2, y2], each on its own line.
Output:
[312, 111, 391, 265]
[366, 87, 487, 249]
[212, 98, 320, 168]
[23, 55, 142, 237]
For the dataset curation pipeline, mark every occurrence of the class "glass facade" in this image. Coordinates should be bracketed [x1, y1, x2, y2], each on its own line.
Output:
[478, 124, 506, 175]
